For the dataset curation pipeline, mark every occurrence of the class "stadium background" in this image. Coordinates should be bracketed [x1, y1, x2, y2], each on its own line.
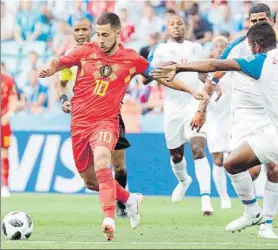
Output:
[2, 0, 278, 196]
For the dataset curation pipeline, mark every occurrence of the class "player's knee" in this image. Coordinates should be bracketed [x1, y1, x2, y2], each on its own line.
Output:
[171, 153, 183, 164]
[191, 145, 205, 160]
[266, 163, 278, 182]
[94, 154, 110, 170]
[84, 179, 99, 192]
[224, 157, 241, 174]
[248, 166, 261, 181]
[114, 167, 126, 177]
[214, 157, 224, 167]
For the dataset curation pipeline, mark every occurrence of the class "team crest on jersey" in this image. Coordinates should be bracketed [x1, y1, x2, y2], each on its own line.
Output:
[100, 65, 112, 77]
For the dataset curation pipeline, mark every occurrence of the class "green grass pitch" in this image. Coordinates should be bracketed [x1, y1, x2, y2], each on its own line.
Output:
[1, 194, 277, 249]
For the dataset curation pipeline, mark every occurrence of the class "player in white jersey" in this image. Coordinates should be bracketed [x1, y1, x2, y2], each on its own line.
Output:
[151, 21, 278, 238]
[148, 14, 214, 215]
[206, 36, 232, 209]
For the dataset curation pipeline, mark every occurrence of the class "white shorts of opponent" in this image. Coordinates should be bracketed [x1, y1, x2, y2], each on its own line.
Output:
[247, 125, 278, 164]
[206, 114, 232, 154]
[164, 115, 206, 150]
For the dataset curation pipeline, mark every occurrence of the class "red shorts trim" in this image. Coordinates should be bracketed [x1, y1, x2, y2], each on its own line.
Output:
[71, 120, 119, 173]
[1, 124, 11, 149]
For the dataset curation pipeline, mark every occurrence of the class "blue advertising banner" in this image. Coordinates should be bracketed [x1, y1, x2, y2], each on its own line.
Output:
[9, 131, 266, 197]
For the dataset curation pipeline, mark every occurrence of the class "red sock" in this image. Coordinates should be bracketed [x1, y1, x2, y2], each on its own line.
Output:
[1, 157, 9, 186]
[95, 168, 116, 219]
[116, 182, 130, 204]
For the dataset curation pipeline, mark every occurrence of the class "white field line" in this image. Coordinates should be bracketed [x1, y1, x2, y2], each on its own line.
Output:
[4, 240, 278, 246]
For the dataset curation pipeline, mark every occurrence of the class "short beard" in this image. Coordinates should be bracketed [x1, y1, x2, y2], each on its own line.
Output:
[105, 39, 117, 54]
[172, 35, 184, 43]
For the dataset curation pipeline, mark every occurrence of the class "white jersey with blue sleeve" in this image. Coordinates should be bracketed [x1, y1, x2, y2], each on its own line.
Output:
[221, 35, 274, 149]
[220, 35, 266, 115]
[234, 49, 278, 163]
[234, 49, 278, 133]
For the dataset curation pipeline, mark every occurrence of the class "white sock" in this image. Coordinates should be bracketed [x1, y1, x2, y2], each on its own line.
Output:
[263, 180, 278, 225]
[195, 157, 211, 195]
[170, 157, 189, 182]
[253, 180, 257, 196]
[228, 171, 261, 217]
[213, 165, 229, 200]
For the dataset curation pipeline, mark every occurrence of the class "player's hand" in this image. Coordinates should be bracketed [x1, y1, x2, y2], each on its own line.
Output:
[1, 114, 9, 126]
[151, 65, 177, 82]
[192, 91, 210, 101]
[214, 85, 222, 102]
[38, 68, 51, 78]
[190, 111, 206, 132]
[62, 101, 71, 113]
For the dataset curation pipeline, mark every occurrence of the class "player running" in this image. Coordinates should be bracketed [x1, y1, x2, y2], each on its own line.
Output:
[38, 12, 207, 240]
[192, 3, 278, 238]
[58, 18, 130, 218]
[206, 36, 232, 209]
[148, 14, 214, 215]
[1, 62, 17, 198]
[151, 21, 278, 237]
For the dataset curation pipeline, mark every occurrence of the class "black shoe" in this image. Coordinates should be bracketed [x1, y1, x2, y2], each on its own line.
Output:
[116, 201, 128, 218]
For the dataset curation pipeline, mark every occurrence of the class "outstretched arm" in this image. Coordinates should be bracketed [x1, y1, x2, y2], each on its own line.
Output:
[150, 59, 241, 82]
[175, 59, 241, 73]
[38, 58, 68, 78]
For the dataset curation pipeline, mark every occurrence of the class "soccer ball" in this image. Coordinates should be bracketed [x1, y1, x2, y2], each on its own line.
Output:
[1, 211, 33, 240]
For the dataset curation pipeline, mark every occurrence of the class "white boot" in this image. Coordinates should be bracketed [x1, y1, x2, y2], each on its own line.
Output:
[172, 176, 192, 203]
[125, 193, 144, 229]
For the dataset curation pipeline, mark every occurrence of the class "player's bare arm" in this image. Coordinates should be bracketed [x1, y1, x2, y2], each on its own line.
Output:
[151, 59, 241, 81]
[142, 75, 208, 101]
[38, 58, 68, 78]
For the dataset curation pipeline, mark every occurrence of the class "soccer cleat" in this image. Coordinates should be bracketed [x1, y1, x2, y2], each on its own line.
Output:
[172, 176, 192, 203]
[102, 217, 115, 241]
[221, 197, 232, 209]
[116, 201, 128, 218]
[201, 195, 214, 216]
[1, 186, 10, 198]
[125, 193, 143, 229]
[258, 224, 278, 239]
[226, 211, 264, 233]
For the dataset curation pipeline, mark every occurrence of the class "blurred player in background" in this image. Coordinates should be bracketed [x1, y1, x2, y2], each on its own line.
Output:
[39, 12, 207, 241]
[58, 18, 131, 218]
[206, 36, 232, 209]
[148, 14, 214, 216]
[1, 62, 17, 198]
[151, 21, 278, 239]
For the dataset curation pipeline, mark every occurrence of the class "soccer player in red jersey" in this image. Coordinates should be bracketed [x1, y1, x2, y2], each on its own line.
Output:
[58, 18, 132, 218]
[38, 12, 207, 240]
[1, 63, 17, 198]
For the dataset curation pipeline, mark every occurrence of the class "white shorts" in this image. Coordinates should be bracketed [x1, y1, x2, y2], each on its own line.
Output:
[247, 131, 278, 164]
[232, 114, 273, 149]
[164, 116, 206, 149]
[206, 115, 232, 153]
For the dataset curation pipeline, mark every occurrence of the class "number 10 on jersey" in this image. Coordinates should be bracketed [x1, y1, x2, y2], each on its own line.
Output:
[94, 80, 109, 96]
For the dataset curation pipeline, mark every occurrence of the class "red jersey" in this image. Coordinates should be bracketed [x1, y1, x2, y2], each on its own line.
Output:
[1, 73, 16, 117]
[59, 42, 150, 133]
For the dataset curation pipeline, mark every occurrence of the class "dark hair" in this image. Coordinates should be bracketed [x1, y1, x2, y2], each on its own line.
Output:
[248, 3, 271, 18]
[73, 18, 92, 28]
[166, 9, 176, 15]
[247, 22, 276, 50]
[96, 12, 121, 30]
[188, 3, 199, 16]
